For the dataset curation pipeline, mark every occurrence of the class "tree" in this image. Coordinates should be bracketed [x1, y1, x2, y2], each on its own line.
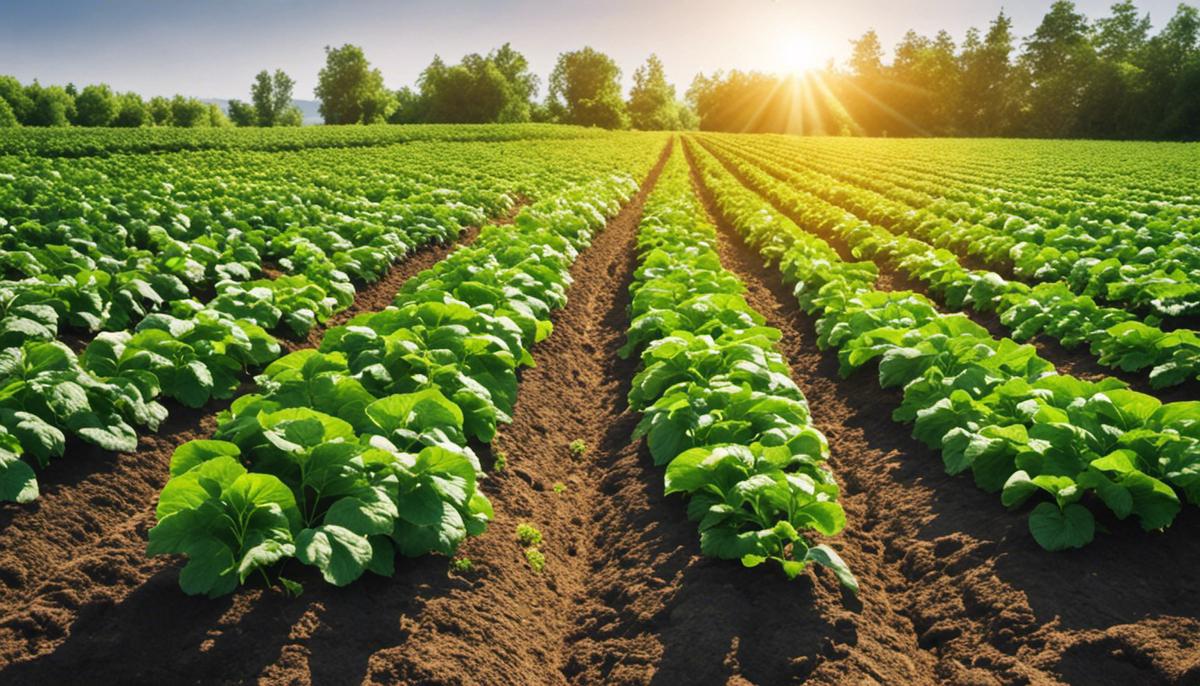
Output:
[489, 43, 539, 122]
[1022, 1, 1096, 136]
[418, 53, 511, 123]
[1093, 1, 1151, 61]
[0, 98, 16, 127]
[849, 30, 885, 77]
[113, 92, 148, 127]
[28, 85, 74, 126]
[227, 98, 256, 126]
[389, 86, 427, 124]
[147, 96, 172, 126]
[548, 47, 628, 129]
[170, 95, 208, 127]
[315, 44, 393, 124]
[960, 11, 1018, 134]
[207, 103, 232, 127]
[628, 54, 681, 130]
[74, 83, 118, 126]
[0, 75, 34, 124]
[250, 69, 300, 126]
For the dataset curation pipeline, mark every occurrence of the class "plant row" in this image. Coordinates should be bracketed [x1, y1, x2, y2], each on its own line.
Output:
[619, 145, 856, 589]
[729, 136, 1200, 318]
[686, 136, 1200, 552]
[701, 137, 1200, 390]
[0, 122, 613, 157]
[145, 140, 664, 596]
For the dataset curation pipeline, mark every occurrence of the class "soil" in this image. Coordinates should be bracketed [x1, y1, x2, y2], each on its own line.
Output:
[1, 140, 1198, 686]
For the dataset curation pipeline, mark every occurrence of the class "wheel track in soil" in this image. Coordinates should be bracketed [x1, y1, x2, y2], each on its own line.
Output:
[682, 136, 1200, 686]
[693, 137, 1199, 404]
[0, 207, 517, 672]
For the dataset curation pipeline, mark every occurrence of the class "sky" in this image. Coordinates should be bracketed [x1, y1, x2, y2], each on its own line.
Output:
[0, 0, 1188, 100]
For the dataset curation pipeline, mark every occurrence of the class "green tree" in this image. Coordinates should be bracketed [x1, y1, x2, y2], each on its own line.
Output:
[28, 85, 75, 127]
[315, 44, 393, 124]
[628, 54, 681, 130]
[548, 47, 628, 129]
[959, 11, 1018, 135]
[207, 103, 232, 127]
[147, 96, 172, 126]
[250, 69, 299, 126]
[489, 43, 539, 122]
[0, 76, 34, 124]
[170, 95, 208, 127]
[113, 92, 148, 127]
[1093, 1, 1151, 61]
[74, 83, 118, 126]
[1021, 0, 1096, 136]
[227, 98, 256, 126]
[388, 86, 427, 124]
[0, 98, 16, 127]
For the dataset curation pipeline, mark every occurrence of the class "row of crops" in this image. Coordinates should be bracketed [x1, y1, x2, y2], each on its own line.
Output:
[0, 131, 662, 508]
[2, 124, 1197, 599]
[683, 133, 1200, 554]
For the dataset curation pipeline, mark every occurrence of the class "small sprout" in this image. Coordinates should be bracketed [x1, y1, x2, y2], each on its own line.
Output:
[553, 482, 567, 493]
[569, 439, 587, 457]
[450, 557, 475, 574]
[525, 548, 546, 574]
[493, 450, 508, 472]
[516, 523, 543, 548]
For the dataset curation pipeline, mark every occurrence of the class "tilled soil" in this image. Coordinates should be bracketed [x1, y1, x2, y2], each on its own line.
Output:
[2, 140, 1199, 686]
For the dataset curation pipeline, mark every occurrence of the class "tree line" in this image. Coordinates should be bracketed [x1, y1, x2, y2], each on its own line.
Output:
[2, 0, 1196, 138]
[690, 1, 1200, 139]
[314, 44, 692, 130]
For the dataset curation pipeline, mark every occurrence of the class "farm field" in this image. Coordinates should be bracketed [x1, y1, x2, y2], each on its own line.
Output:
[0, 124, 1198, 685]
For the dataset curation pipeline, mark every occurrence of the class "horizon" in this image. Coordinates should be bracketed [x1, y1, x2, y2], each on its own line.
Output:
[0, 0, 1186, 101]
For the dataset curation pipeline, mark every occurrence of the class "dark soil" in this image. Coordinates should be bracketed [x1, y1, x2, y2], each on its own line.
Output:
[2, 140, 1198, 686]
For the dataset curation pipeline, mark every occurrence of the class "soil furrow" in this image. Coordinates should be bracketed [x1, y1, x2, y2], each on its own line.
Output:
[683, 138, 1200, 686]
[0, 212, 508, 670]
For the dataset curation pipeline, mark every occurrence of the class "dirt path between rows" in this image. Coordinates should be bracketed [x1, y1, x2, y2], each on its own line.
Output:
[0, 209, 514, 679]
[683, 138, 1200, 685]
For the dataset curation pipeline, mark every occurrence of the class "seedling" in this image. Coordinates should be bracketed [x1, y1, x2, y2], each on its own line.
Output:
[516, 523, 543, 547]
[553, 482, 567, 493]
[569, 439, 587, 457]
[525, 548, 546, 574]
[450, 557, 475, 574]
[493, 450, 508, 472]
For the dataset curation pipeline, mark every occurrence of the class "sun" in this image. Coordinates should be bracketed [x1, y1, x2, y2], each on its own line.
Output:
[770, 36, 824, 74]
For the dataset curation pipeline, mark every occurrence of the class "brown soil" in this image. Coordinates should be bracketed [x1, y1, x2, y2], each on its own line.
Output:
[3, 139, 1199, 686]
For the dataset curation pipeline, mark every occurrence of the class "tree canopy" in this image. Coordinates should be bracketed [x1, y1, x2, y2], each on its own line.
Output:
[548, 47, 629, 129]
[314, 44, 393, 124]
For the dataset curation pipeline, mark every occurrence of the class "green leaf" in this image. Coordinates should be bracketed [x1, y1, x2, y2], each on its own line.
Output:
[0, 451, 38, 503]
[806, 544, 859, 593]
[296, 524, 374, 586]
[1028, 502, 1094, 551]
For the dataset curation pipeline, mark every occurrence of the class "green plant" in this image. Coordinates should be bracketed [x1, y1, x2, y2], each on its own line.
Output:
[552, 482, 567, 493]
[450, 557, 475, 574]
[569, 439, 587, 457]
[516, 523, 543, 548]
[493, 450, 508, 472]
[524, 548, 546, 573]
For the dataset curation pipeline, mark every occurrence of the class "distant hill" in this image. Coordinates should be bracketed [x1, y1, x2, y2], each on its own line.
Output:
[201, 98, 323, 126]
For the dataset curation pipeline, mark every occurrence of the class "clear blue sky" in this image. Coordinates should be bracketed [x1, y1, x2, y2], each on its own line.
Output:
[0, 0, 1187, 100]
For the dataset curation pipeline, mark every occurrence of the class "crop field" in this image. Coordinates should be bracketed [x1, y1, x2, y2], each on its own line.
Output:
[0, 124, 1198, 685]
